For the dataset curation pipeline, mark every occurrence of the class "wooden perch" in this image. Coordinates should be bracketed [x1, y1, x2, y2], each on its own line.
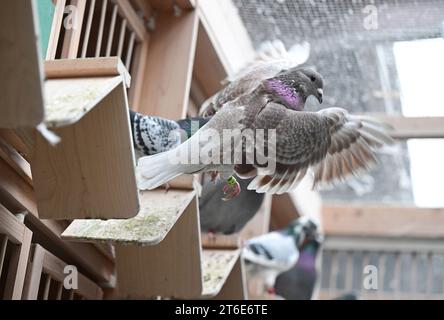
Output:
[31, 70, 139, 220]
[62, 189, 195, 245]
[0, 1, 44, 128]
[201, 249, 245, 299]
[63, 190, 205, 299]
[44, 57, 132, 88]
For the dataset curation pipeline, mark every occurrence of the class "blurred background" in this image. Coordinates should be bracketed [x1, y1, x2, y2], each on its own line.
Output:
[230, 0, 444, 299]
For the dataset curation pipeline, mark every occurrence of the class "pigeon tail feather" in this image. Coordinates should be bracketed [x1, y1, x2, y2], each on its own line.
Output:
[136, 151, 186, 190]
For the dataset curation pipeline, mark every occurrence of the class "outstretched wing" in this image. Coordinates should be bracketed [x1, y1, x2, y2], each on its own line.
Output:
[245, 105, 393, 194]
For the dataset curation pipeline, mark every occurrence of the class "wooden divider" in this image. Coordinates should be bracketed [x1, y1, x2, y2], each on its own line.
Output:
[22, 244, 103, 300]
[62, 190, 203, 298]
[0, 204, 32, 300]
[0, 1, 44, 128]
[136, 10, 199, 119]
[30, 58, 139, 220]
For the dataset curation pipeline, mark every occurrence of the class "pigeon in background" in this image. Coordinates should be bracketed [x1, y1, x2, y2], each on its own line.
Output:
[129, 109, 210, 156]
[243, 216, 319, 288]
[334, 293, 359, 300]
[199, 177, 265, 234]
[274, 236, 323, 300]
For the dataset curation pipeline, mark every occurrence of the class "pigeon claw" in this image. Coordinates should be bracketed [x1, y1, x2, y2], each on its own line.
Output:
[222, 176, 241, 201]
[209, 171, 219, 183]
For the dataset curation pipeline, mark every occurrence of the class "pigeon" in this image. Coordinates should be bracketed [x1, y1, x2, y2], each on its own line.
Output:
[129, 109, 210, 156]
[243, 216, 319, 288]
[136, 65, 393, 202]
[136, 67, 325, 198]
[274, 236, 323, 300]
[199, 177, 265, 234]
[202, 40, 310, 117]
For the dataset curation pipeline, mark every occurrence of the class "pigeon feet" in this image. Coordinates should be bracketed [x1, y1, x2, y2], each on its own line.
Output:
[209, 171, 219, 183]
[222, 176, 241, 201]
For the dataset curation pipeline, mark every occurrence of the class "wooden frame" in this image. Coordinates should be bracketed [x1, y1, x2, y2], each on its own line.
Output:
[0, 204, 32, 300]
[201, 249, 246, 299]
[136, 10, 199, 119]
[62, 191, 204, 299]
[0, 1, 45, 128]
[0, 157, 115, 285]
[22, 244, 103, 300]
[375, 115, 444, 139]
[322, 204, 444, 238]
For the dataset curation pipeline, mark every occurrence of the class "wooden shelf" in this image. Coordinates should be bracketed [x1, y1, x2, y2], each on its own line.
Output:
[0, 1, 44, 128]
[62, 190, 204, 299]
[62, 189, 195, 245]
[31, 58, 139, 220]
[201, 249, 246, 299]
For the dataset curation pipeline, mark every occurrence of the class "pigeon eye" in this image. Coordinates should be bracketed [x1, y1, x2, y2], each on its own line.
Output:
[310, 75, 316, 82]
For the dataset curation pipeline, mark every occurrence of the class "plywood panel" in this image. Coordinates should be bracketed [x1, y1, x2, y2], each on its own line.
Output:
[0, 1, 44, 128]
[32, 79, 139, 219]
[114, 196, 203, 299]
[137, 10, 198, 119]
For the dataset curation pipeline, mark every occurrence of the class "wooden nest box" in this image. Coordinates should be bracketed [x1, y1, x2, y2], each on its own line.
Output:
[31, 58, 139, 220]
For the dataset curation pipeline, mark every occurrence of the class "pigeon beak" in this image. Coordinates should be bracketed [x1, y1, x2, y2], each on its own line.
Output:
[316, 88, 323, 104]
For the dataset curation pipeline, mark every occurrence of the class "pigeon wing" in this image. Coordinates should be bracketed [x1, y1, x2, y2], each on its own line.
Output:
[246, 105, 393, 194]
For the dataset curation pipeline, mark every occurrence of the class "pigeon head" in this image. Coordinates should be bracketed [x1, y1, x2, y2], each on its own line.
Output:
[286, 216, 321, 249]
[264, 67, 324, 111]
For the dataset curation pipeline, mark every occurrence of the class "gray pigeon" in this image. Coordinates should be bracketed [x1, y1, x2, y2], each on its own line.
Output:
[274, 237, 322, 300]
[201, 40, 310, 117]
[243, 216, 319, 288]
[137, 66, 392, 201]
[199, 177, 265, 234]
[129, 109, 210, 156]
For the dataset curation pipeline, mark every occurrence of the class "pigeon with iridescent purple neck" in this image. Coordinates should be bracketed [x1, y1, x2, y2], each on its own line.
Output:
[201, 66, 323, 116]
[136, 67, 324, 198]
[137, 65, 392, 200]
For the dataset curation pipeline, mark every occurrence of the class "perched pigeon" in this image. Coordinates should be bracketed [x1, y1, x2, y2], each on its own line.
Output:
[243, 217, 319, 288]
[274, 236, 323, 300]
[129, 109, 209, 156]
[136, 65, 392, 202]
[199, 177, 265, 234]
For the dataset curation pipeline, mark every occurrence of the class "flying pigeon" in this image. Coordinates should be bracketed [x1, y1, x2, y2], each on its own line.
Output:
[274, 236, 323, 300]
[136, 65, 392, 201]
[129, 109, 209, 156]
[243, 216, 319, 288]
[136, 67, 326, 197]
[200, 42, 314, 117]
[199, 177, 265, 234]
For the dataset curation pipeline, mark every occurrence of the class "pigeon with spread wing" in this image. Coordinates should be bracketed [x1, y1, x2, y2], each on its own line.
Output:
[136, 64, 392, 199]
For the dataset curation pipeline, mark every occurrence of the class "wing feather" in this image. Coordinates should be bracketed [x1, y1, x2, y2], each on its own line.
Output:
[244, 106, 393, 193]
